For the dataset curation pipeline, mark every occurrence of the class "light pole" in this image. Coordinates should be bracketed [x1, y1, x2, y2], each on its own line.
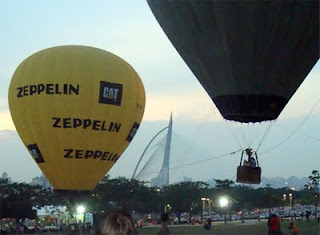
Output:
[207, 198, 212, 216]
[289, 193, 293, 210]
[314, 194, 318, 218]
[201, 198, 206, 222]
[76, 205, 86, 224]
[164, 204, 171, 213]
[219, 197, 229, 224]
[283, 194, 287, 210]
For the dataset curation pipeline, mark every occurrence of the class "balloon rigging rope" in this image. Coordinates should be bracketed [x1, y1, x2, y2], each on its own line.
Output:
[137, 149, 242, 178]
[276, 124, 320, 143]
[255, 121, 276, 153]
[132, 94, 320, 180]
[224, 121, 244, 150]
[260, 95, 320, 155]
[240, 125, 249, 148]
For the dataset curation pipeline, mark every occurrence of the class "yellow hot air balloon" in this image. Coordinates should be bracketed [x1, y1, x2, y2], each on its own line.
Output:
[8, 45, 145, 191]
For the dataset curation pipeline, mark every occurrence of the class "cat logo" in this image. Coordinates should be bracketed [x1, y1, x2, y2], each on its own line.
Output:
[99, 81, 123, 106]
[126, 122, 140, 142]
[27, 144, 45, 163]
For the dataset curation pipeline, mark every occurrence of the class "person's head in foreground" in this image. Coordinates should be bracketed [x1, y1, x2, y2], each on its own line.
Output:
[101, 212, 134, 235]
[161, 213, 169, 225]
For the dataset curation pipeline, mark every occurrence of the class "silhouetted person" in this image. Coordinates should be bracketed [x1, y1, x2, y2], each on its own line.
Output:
[288, 222, 299, 234]
[306, 210, 311, 222]
[158, 213, 170, 235]
[204, 217, 212, 230]
[268, 214, 281, 234]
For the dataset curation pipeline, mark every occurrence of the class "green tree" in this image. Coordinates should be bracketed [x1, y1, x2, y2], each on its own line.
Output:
[302, 170, 319, 209]
[256, 186, 283, 212]
[305, 170, 320, 191]
[0, 181, 40, 229]
[93, 176, 156, 213]
[231, 185, 256, 212]
[214, 179, 235, 191]
[163, 181, 208, 223]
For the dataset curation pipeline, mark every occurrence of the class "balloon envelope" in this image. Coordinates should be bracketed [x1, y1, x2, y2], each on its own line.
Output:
[148, 0, 319, 123]
[8, 46, 145, 191]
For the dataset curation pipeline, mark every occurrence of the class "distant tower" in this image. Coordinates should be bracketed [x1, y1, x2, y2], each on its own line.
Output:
[150, 113, 172, 187]
[1, 172, 11, 182]
[30, 173, 53, 190]
[132, 113, 173, 187]
[2, 172, 8, 179]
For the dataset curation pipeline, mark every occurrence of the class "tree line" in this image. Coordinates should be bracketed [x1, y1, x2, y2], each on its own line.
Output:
[0, 170, 318, 223]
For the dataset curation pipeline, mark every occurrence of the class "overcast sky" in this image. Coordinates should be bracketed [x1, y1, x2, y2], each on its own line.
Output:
[1, 1, 319, 184]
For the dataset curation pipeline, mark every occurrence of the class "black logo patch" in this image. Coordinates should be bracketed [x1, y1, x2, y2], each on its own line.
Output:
[126, 122, 140, 142]
[27, 144, 45, 163]
[99, 81, 122, 106]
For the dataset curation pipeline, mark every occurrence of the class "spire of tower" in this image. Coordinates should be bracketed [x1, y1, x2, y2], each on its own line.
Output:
[156, 113, 172, 186]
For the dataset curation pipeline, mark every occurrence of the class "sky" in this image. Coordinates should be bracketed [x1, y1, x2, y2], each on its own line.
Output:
[0, 1, 319, 184]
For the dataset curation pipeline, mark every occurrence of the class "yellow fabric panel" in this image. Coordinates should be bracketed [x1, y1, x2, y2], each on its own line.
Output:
[8, 45, 145, 191]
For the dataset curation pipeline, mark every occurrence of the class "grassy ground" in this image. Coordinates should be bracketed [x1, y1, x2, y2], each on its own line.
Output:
[137, 220, 320, 235]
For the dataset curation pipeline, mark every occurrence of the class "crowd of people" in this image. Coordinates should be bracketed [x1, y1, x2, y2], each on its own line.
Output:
[2, 208, 319, 234]
[97, 210, 319, 235]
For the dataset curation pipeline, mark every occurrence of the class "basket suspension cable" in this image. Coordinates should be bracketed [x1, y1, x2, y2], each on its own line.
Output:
[224, 121, 244, 150]
[254, 151, 259, 167]
[255, 120, 275, 153]
[261, 94, 320, 155]
[240, 150, 244, 165]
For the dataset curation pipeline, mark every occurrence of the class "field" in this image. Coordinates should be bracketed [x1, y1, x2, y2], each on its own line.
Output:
[137, 220, 320, 235]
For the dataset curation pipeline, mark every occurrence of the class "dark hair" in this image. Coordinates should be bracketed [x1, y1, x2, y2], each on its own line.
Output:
[161, 213, 169, 223]
[118, 209, 135, 230]
[100, 213, 134, 235]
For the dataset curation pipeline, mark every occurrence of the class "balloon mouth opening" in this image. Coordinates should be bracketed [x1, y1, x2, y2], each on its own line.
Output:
[213, 95, 288, 123]
[224, 114, 276, 123]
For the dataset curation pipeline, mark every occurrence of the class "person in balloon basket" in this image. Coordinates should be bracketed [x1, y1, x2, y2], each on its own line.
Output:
[100, 212, 134, 235]
[157, 213, 170, 235]
[243, 148, 257, 168]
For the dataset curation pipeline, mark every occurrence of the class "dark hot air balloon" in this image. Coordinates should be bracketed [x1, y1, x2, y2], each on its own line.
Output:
[147, 0, 319, 184]
[147, 0, 319, 123]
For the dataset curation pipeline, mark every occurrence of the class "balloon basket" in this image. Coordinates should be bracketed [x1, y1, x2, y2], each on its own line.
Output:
[236, 166, 261, 184]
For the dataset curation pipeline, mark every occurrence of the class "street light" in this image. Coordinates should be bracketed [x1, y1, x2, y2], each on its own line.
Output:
[283, 194, 287, 209]
[289, 193, 293, 210]
[77, 205, 85, 214]
[219, 197, 229, 208]
[76, 205, 86, 224]
[164, 204, 171, 213]
[201, 198, 207, 221]
[219, 197, 229, 224]
[207, 198, 212, 216]
[314, 194, 318, 216]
